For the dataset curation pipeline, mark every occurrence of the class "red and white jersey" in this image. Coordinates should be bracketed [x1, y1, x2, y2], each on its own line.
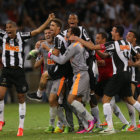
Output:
[96, 50, 113, 82]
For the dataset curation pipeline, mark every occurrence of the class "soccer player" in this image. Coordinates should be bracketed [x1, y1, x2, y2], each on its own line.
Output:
[70, 25, 140, 133]
[63, 13, 97, 132]
[49, 26, 97, 133]
[126, 30, 140, 130]
[94, 32, 130, 131]
[27, 27, 54, 101]
[40, 18, 70, 133]
[0, 13, 55, 136]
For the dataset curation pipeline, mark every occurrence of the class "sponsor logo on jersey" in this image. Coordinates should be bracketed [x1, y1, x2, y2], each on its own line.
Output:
[5, 44, 19, 52]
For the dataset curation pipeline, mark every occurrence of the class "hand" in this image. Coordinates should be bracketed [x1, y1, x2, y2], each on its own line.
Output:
[128, 60, 134, 66]
[48, 52, 52, 58]
[41, 43, 47, 49]
[35, 41, 42, 49]
[48, 13, 55, 21]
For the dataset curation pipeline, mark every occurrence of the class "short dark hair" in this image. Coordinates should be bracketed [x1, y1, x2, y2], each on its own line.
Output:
[71, 27, 80, 37]
[6, 20, 17, 27]
[44, 26, 50, 30]
[129, 30, 138, 39]
[51, 18, 63, 29]
[68, 13, 78, 20]
[114, 25, 124, 37]
[98, 32, 107, 40]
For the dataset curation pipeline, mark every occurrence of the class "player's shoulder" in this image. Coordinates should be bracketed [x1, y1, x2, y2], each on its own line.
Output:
[0, 29, 6, 34]
[135, 45, 140, 49]
[19, 31, 31, 37]
[61, 29, 68, 36]
[56, 33, 66, 42]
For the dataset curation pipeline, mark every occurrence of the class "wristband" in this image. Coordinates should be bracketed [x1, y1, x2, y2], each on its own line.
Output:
[48, 52, 52, 58]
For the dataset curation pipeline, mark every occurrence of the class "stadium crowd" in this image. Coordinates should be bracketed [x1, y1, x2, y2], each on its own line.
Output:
[0, 0, 140, 42]
[0, 0, 140, 137]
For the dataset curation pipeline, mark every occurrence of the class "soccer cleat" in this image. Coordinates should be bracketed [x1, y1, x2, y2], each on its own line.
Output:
[99, 127, 115, 134]
[27, 92, 42, 102]
[17, 128, 23, 136]
[121, 124, 130, 131]
[63, 126, 70, 133]
[137, 124, 140, 128]
[92, 126, 104, 132]
[128, 125, 136, 131]
[69, 126, 74, 132]
[100, 121, 108, 126]
[44, 126, 54, 133]
[77, 126, 85, 132]
[53, 126, 63, 133]
[87, 117, 97, 132]
[0, 121, 5, 131]
[76, 129, 87, 134]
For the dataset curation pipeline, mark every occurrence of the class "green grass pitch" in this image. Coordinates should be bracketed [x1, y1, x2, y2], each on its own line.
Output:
[0, 102, 140, 140]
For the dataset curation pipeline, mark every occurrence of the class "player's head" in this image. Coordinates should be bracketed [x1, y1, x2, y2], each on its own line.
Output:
[68, 13, 78, 28]
[44, 27, 53, 43]
[67, 27, 80, 40]
[126, 30, 137, 45]
[6, 20, 17, 38]
[111, 25, 124, 40]
[95, 32, 107, 44]
[50, 18, 63, 36]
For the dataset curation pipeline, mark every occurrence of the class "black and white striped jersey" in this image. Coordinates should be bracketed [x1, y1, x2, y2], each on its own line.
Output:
[131, 45, 140, 82]
[62, 26, 90, 42]
[48, 33, 73, 79]
[0, 29, 31, 68]
[104, 40, 137, 75]
[62, 26, 97, 77]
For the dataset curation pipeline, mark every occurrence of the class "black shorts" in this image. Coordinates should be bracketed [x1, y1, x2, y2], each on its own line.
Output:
[0, 67, 28, 93]
[104, 71, 132, 98]
[87, 55, 97, 91]
[95, 79, 110, 97]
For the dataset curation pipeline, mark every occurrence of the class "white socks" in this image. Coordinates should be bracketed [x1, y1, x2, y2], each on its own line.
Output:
[71, 100, 93, 122]
[0, 100, 4, 122]
[49, 107, 57, 127]
[133, 101, 140, 112]
[57, 106, 69, 127]
[110, 97, 129, 125]
[37, 89, 44, 97]
[126, 103, 136, 127]
[91, 106, 101, 127]
[103, 103, 113, 129]
[19, 102, 26, 129]
[57, 120, 63, 129]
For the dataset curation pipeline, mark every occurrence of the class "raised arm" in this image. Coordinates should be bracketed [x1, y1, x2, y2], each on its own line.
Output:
[31, 13, 55, 37]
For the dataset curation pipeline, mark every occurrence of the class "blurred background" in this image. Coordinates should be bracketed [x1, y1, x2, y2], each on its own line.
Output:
[0, 0, 140, 103]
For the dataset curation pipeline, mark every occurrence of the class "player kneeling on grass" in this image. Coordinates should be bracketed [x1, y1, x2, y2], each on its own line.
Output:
[48, 27, 97, 133]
